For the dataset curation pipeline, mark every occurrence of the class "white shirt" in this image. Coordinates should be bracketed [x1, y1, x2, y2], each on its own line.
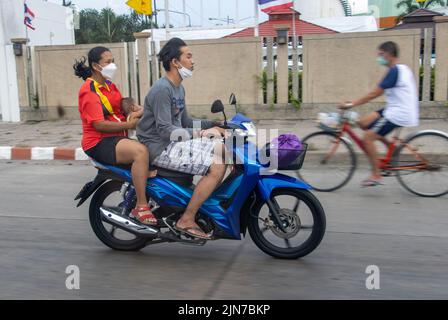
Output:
[381, 64, 419, 127]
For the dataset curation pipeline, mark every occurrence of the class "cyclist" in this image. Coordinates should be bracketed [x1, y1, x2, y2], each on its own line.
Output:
[340, 41, 419, 187]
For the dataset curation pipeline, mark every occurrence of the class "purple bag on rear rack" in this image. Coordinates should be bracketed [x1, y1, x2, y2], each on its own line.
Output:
[260, 134, 303, 169]
[271, 134, 303, 168]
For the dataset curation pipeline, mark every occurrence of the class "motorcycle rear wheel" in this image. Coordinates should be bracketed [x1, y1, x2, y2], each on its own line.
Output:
[89, 180, 150, 251]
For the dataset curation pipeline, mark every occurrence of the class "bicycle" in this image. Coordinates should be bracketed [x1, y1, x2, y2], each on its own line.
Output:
[296, 109, 448, 197]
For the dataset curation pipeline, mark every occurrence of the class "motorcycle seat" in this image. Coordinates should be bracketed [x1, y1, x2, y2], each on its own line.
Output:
[108, 163, 194, 189]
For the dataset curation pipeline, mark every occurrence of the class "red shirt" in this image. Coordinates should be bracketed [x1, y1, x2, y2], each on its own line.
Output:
[78, 79, 127, 151]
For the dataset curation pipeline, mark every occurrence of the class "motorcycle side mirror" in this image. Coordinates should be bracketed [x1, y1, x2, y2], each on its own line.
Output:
[229, 93, 237, 106]
[211, 99, 227, 125]
[211, 99, 225, 114]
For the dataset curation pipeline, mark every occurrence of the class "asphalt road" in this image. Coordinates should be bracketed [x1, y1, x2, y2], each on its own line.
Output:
[0, 160, 447, 300]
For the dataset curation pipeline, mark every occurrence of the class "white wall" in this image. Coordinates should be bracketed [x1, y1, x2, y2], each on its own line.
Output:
[0, 0, 22, 122]
[22, 0, 75, 45]
[0, 0, 74, 122]
[350, 0, 369, 15]
[1, 0, 74, 46]
[294, 0, 368, 19]
[294, 0, 345, 19]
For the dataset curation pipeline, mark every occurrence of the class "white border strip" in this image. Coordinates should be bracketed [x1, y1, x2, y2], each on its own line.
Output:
[31, 147, 55, 160]
[0, 146, 12, 160]
[75, 148, 89, 160]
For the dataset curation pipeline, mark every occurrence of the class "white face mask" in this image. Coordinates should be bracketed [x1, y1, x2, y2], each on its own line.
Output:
[177, 63, 193, 80]
[99, 63, 118, 80]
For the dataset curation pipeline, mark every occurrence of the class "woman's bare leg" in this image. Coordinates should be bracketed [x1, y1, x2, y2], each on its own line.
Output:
[115, 139, 149, 207]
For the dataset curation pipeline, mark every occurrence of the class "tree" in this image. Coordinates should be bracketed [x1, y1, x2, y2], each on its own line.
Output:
[75, 8, 157, 44]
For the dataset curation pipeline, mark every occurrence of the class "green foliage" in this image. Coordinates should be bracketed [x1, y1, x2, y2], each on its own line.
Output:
[258, 69, 302, 109]
[75, 9, 157, 44]
[419, 65, 435, 101]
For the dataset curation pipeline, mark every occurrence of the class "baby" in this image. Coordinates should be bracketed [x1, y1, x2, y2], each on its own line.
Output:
[121, 97, 143, 140]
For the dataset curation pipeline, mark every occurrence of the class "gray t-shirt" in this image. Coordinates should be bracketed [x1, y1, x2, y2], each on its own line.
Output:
[137, 76, 215, 163]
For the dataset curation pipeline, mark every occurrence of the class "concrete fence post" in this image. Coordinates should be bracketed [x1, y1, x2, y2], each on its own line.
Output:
[434, 16, 448, 102]
[134, 32, 151, 105]
[275, 25, 290, 105]
[266, 37, 274, 105]
[291, 35, 299, 101]
[127, 42, 138, 102]
[422, 28, 433, 102]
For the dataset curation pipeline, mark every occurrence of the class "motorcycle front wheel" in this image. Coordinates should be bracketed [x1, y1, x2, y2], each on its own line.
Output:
[248, 188, 326, 259]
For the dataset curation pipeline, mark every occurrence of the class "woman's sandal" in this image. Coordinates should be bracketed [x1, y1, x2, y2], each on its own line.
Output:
[131, 206, 158, 225]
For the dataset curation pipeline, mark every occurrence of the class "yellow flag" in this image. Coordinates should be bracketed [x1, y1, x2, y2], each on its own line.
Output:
[140, 0, 152, 15]
[126, 0, 152, 15]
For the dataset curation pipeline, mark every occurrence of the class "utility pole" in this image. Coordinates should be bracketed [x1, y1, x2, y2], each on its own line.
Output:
[164, 0, 169, 32]
[200, 0, 204, 27]
[182, 0, 187, 27]
[106, 0, 111, 42]
[235, 0, 239, 27]
[254, 0, 259, 36]
[154, 0, 158, 26]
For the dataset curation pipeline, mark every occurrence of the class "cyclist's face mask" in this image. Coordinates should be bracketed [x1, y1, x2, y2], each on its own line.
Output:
[377, 53, 389, 66]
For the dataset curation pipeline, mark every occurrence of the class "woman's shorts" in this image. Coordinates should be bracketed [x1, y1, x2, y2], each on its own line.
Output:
[84, 136, 129, 165]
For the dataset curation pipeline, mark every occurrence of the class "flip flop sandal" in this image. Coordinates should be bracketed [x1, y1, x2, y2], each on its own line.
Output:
[131, 206, 158, 226]
[173, 223, 212, 240]
[148, 170, 158, 178]
[361, 179, 384, 187]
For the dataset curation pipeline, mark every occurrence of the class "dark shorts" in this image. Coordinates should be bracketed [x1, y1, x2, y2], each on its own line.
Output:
[84, 136, 129, 165]
[367, 108, 401, 137]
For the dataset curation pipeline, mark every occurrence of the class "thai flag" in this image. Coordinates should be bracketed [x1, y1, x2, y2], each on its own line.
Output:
[258, 0, 294, 13]
[24, 1, 36, 30]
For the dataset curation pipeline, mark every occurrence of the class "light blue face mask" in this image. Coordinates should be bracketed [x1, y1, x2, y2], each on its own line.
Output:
[377, 56, 389, 66]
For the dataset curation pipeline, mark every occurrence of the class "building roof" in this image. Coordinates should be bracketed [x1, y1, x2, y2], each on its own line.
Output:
[403, 8, 443, 19]
[226, 8, 337, 38]
[387, 8, 445, 35]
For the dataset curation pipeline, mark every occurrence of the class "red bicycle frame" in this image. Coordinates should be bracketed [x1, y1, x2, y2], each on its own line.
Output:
[329, 121, 428, 171]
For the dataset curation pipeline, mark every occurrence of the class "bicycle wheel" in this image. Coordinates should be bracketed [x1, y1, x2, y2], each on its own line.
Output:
[395, 131, 448, 197]
[297, 131, 357, 192]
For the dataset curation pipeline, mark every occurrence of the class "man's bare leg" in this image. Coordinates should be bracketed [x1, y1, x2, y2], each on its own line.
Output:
[363, 130, 383, 183]
[176, 162, 227, 236]
[358, 111, 380, 130]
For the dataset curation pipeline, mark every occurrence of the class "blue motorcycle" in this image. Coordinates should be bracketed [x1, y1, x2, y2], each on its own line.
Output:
[75, 94, 326, 259]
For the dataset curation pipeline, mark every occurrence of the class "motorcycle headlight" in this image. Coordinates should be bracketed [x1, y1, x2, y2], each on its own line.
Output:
[241, 122, 257, 137]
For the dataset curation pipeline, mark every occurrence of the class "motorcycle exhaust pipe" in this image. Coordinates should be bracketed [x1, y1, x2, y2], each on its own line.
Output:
[100, 207, 159, 237]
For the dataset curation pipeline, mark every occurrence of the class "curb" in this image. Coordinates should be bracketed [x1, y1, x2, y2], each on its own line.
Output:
[0, 146, 89, 161]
